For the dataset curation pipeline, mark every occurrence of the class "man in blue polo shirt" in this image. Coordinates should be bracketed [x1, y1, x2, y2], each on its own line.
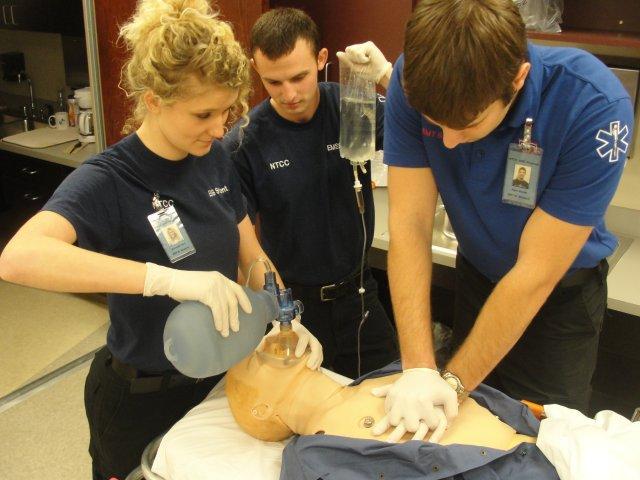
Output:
[369, 0, 634, 442]
[223, 8, 399, 379]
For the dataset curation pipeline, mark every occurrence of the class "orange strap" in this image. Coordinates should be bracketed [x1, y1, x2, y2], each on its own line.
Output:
[521, 399, 546, 420]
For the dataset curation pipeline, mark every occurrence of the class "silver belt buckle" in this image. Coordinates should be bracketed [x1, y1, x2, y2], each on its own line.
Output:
[320, 283, 336, 302]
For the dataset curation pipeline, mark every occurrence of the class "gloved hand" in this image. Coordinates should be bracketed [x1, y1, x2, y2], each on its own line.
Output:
[256, 318, 323, 370]
[143, 262, 251, 337]
[336, 41, 392, 84]
[371, 368, 458, 443]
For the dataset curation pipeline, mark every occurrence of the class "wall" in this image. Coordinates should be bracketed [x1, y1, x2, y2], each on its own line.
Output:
[271, 0, 412, 83]
[93, 0, 266, 146]
[0, 30, 67, 105]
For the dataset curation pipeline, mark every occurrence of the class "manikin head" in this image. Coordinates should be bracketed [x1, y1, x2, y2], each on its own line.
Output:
[250, 8, 328, 123]
[226, 351, 311, 440]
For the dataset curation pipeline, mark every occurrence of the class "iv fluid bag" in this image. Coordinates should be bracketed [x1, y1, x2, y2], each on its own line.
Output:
[163, 287, 279, 378]
[339, 58, 376, 165]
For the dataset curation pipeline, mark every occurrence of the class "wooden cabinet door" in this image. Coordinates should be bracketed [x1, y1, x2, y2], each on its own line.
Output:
[94, 0, 267, 146]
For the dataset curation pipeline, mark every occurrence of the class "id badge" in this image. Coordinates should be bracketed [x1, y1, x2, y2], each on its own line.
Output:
[502, 118, 543, 209]
[147, 205, 196, 263]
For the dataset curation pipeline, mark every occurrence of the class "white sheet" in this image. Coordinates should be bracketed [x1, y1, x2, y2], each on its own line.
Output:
[152, 368, 351, 480]
[537, 404, 640, 480]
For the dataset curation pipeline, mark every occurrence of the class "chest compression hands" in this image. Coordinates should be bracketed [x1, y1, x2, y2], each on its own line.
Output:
[371, 368, 458, 442]
[144, 263, 251, 337]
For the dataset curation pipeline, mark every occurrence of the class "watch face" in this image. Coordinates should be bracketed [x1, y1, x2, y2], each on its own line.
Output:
[444, 375, 459, 392]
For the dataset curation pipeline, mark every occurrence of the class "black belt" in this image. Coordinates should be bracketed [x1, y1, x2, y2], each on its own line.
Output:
[291, 268, 370, 302]
[557, 258, 608, 288]
[109, 354, 205, 394]
[458, 253, 607, 289]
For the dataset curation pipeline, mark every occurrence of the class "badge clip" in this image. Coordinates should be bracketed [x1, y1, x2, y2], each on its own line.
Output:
[152, 192, 163, 211]
[518, 118, 541, 154]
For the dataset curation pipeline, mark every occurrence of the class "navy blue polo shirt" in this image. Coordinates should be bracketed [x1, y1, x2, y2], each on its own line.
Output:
[224, 82, 385, 286]
[384, 45, 634, 281]
[44, 134, 247, 372]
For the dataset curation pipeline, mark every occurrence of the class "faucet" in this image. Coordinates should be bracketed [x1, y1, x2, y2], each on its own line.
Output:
[17, 71, 37, 125]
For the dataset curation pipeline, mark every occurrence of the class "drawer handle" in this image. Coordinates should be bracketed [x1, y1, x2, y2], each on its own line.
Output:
[23, 193, 41, 201]
[20, 167, 39, 176]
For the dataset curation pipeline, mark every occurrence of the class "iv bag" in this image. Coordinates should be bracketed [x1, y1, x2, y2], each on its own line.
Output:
[339, 56, 377, 165]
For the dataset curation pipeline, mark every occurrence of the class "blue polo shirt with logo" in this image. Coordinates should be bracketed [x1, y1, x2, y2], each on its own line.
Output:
[44, 134, 247, 371]
[384, 44, 634, 281]
[224, 82, 385, 286]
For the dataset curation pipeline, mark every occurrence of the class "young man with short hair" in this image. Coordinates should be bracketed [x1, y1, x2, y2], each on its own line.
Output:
[371, 0, 634, 441]
[223, 8, 398, 378]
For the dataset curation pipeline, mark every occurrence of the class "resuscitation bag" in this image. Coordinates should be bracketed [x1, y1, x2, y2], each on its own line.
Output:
[163, 287, 279, 378]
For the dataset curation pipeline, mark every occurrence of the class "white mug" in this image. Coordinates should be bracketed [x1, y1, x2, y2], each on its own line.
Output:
[48, 112, 69, 130]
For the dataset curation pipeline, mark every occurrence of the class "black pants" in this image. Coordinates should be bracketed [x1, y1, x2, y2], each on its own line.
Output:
[452, 254, 608, 414]
[85, 347, 223, 480]
[290, 270, 399, 379]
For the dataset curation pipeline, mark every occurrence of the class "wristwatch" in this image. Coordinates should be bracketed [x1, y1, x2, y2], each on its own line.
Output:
[440, 369, 469, 403]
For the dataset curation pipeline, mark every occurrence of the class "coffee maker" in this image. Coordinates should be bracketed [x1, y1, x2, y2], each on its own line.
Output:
[75, 87, 95, 144]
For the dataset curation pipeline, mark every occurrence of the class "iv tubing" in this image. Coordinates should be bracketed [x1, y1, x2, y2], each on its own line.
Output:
[245, 257, 273, 288]
[352, 165, 365, 214]
[351, 164, 370, 377]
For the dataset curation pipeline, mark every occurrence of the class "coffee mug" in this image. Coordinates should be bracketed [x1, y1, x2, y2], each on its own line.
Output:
[48, 112, 69, 130]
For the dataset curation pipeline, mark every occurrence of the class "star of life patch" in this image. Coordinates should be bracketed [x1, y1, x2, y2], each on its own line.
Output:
[595, 120, 629, 163]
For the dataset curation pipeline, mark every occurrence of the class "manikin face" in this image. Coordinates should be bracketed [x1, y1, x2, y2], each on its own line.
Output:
[424, 62, 532, 149]
[226, 352, 301, 441]
[146, 75, 239, 160]
[517, 167, 526, 180]
[252, 38, 328, 123]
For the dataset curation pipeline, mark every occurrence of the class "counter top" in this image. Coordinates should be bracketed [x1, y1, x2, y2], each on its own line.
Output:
[372, 187, 640, 316]
[372, 188, 458, 267]
[607, 240, 640, 317]
[0, 136, 95, 168]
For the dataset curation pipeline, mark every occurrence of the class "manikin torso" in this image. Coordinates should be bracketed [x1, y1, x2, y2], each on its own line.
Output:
[226, 351, 535, 450]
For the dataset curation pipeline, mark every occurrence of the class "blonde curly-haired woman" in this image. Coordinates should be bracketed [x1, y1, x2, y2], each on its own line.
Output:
[0, 0, 321, 477]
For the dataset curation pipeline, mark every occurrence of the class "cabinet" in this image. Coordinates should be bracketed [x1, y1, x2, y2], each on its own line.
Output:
[590, 310, 640, 418]
[0, 0, 83, 36]
[0, 151, 72, 246]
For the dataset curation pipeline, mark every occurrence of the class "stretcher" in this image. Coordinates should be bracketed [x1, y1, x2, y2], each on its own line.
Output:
[125, 369, 351, 480]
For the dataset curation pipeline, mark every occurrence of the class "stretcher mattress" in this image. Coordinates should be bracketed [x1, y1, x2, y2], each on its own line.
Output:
[152, 369, 351, 480]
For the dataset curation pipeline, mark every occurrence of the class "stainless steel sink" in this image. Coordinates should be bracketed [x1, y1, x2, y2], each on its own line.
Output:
[433, 205, 459, 252]
[0, 117, 26, 139]
[0, 117, 47, 140]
